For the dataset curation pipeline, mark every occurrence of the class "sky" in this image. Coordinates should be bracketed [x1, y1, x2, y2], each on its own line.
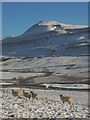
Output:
[2, 2, 88, 37]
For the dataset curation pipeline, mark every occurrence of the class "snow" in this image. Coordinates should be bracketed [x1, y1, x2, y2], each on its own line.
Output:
[1, 21, 89, 118]
[37, 21, 87, 29]
[2, 21, 88, 58]
[2, 32, 88, 57]
[0, 83, 13, 85]
[1, 56, 88, 79]
[1, 72, 43, 79]
[43, 83, 89, 89]
[1, 87, 89, 118]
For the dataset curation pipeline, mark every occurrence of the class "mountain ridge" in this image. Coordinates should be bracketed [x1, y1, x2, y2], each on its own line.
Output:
[2, 21, 88, 57]
[2, 21, 88, 41]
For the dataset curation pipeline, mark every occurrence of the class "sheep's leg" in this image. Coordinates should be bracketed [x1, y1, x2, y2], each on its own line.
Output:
[36, 97, 38, 100]
[29, 96, 31, 100]
[69, 100, 71, 105]
[32, 98, 34, 102]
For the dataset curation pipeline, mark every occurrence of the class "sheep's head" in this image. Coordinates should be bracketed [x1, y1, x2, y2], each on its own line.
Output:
[60, 94, 63, 97]
[12, 89, 14, 92]
[30, 91, 33, 94]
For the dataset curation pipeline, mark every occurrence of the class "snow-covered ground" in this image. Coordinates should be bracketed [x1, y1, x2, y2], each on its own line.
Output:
[43, 83, 89, 89]
[1, 21, 88, 82]
[1, 72, 43, 80]
[2, 21, 88, 57]
[0, 21, 89, 119]
[1, 88, 89, 118]
[1, 56, 88, 80]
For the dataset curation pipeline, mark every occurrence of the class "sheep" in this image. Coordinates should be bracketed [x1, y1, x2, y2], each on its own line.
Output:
[23, 90, 31, 100]
[12, 89, 21, 97]
[60, 94, 71, 105]
[30, 91, 39, 100]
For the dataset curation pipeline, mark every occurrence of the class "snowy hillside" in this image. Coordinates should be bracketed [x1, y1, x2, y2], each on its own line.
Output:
[2, 21, 88, 57]
[1, 21, 89, 83]
[1, 21, 89, 119]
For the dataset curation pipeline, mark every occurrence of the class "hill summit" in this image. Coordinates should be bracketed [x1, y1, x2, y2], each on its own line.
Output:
[2, 21, 88, 57]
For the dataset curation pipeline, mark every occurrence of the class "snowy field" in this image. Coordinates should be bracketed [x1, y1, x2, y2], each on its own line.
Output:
[42, 83, 89, 89]
[1, 87, 89, 118]
[1, 56, 88, 81]
[1, 21, 89, 119]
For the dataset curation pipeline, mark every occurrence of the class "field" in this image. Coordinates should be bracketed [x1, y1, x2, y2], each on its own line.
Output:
[1, 87, 89, 118]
